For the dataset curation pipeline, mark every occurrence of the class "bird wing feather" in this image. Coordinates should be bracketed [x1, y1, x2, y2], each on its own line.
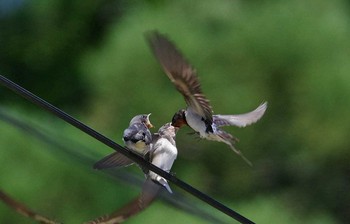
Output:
[93, 152, 134, 170]
[213, 102, 267, 127]
[146, 31, 213, 122]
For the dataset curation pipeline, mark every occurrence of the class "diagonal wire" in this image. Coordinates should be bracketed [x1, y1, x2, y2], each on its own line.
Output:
[0, 106, 226, 224]
[0, 74, 254, 224]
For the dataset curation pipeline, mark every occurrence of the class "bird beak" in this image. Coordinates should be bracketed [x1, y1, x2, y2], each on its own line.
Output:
[147, 122, 154, 128]
[146, 113, 154, 128]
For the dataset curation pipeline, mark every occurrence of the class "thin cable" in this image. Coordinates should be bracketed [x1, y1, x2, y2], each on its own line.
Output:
[0, 106, 227, 224]
[0, 75, 254, 224]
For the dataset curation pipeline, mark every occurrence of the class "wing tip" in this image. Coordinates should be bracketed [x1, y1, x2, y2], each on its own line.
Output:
[259, 101, 268, 113]
[93, 161, 109, 170]
[93, 162, 103, 170]
[144, 30, 159, 43]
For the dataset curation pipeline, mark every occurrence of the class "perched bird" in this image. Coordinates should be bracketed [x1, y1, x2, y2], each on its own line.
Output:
[146, 122, 178, 193]
[94, 120, 177, 194]
[94, 114, 153, 169]
[86, 123, 178, 224]
[146, 31, 267, 166]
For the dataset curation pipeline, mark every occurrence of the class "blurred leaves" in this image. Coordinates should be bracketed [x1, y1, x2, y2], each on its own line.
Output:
[1, 0, 350, 223]
[0, 0, 124, 109]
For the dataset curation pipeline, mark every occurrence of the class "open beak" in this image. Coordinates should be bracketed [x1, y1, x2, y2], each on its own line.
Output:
[146, 113, 154, 128]
[147, 122, 154, 128]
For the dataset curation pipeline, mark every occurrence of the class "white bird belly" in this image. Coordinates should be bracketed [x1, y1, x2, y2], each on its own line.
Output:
[185, 109, 208, 138]
[149, 138, 177, 182]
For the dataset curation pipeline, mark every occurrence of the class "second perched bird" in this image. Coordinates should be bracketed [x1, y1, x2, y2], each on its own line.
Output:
[146, 122, 178, 193]
[94, 114, 153, 169]
[94, 119, 178, 194]
[146, 31, 267, 166]
[87, 123, 178, 224]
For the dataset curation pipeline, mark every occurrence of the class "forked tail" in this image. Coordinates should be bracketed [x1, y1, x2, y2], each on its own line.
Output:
[217, 130, 253, 166]
[227, 143, 253, 167]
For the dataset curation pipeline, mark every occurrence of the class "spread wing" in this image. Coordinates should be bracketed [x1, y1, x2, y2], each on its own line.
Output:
[146, 31, 213, 122]
[93, 152, 134, 170]
[213, 102, 267, 127]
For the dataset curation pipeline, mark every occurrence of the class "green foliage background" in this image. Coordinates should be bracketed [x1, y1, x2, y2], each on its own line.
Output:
[1, 0, 349, 223]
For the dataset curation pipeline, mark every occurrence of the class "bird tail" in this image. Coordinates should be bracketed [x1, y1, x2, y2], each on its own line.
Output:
[155, 178, 173, 194]
[148, 171, 173, 194]
[216, 130, 253, 167]
[227, 142, 253, 167]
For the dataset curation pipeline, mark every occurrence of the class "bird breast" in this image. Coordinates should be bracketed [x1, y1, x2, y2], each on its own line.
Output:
[185, 108, 210, 137]
[151, 138, 177, 171]
[125, 140, 148, 155]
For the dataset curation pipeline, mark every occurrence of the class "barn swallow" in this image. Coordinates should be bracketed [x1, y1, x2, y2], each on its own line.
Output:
[94, 114, 153, 169]
[86, 123, 178, 224]
[146, 31, 267, 166]
[146, 122, 178, 193]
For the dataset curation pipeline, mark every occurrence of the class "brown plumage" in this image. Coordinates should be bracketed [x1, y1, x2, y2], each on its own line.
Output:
[145, 31, 213, 123]
[145, 31, 267, 166]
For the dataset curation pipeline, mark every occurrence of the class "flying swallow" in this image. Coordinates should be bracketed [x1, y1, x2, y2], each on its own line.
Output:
[94, 114, 153, 169]
[146, 31, 267, 166]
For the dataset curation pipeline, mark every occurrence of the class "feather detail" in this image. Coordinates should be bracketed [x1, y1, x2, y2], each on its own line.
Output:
[146, 31, 213, 122]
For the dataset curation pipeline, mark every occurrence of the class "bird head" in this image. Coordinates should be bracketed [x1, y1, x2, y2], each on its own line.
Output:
[171, 109, 187, 128]
[130, 113, 154, 128]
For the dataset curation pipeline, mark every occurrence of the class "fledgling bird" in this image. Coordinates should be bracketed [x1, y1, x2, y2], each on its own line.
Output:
[146, 122, 178, 193]
[93, 114, 153, 169]
[146, 31, 267, 166]
[86, 123, 178, 224]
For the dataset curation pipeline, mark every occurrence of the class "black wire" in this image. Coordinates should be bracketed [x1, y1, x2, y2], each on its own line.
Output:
[0, 106, 227, 224]
[0, 74, 255, 224]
